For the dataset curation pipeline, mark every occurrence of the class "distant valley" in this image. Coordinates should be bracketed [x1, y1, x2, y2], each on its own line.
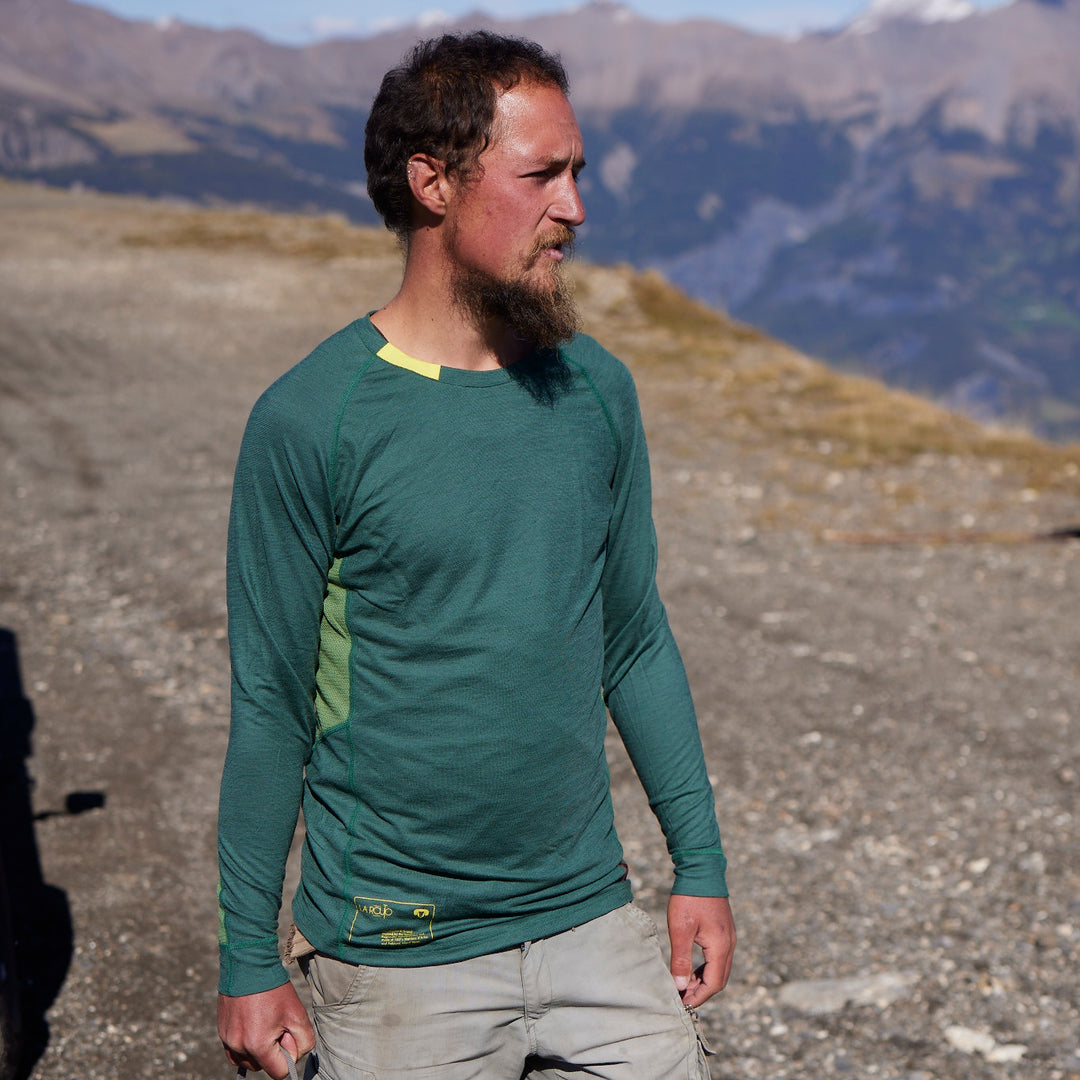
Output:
[2, 0, 1079, 437]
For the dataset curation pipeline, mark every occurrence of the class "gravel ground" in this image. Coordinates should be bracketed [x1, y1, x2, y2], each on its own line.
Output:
[0, 184, 1077, 1080]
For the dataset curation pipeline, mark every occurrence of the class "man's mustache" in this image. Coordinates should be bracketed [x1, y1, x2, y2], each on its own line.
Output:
[529, 226, 576, 260]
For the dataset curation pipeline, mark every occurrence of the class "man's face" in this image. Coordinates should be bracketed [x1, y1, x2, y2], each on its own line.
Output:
[443, 80, 587, 347]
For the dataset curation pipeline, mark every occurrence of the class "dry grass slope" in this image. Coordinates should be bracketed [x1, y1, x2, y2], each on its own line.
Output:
[111, 194, 1080, 501]
[122, 205, 399, 262]
[597, 271, 1080, 490]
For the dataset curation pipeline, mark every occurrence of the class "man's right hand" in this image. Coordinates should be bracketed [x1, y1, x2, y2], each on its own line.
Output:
[218, 982, 316, 1079]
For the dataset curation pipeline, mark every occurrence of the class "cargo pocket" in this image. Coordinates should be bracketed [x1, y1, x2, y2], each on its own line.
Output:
[305, 951, 378, 1010]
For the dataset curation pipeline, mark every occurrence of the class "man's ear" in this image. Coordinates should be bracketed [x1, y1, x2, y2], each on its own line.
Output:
[407, 153, 450, 218]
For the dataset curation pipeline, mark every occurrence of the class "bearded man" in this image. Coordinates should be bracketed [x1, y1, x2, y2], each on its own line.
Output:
[216, 31, 735, 1080]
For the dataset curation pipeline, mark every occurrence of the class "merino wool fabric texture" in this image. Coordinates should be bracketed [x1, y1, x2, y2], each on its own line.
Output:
[217, 316, 727, 997]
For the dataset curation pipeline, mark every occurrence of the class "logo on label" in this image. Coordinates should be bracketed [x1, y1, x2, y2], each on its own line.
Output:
[358, 902, 393, 919]
[348, 896, 436, 945]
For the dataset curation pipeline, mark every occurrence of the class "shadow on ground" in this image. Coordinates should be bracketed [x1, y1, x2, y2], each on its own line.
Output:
[0, 629, 76, 1080]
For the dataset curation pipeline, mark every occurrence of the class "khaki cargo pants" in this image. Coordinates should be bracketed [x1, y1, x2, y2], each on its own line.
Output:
[296, 903, 714, 1079]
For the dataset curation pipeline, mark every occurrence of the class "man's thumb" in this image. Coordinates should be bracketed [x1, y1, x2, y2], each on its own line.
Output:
[670, 946, 693, 991]
[277, 1037, 299, 1079]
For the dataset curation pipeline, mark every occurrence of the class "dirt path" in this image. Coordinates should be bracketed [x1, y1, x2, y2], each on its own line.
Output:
[0, 184, 1077, 1079]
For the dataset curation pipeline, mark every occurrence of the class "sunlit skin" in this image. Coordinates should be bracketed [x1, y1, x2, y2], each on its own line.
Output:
[217, 76, 735, 1079]
[440, 80, 586, 295]
[371, 79, 587, 371]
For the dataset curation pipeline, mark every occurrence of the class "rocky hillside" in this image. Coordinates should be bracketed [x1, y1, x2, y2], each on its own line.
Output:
[0, 182, 1078, 1079]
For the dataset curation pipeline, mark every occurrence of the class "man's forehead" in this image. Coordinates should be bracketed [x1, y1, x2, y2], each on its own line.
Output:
[488, 81, 583, 154]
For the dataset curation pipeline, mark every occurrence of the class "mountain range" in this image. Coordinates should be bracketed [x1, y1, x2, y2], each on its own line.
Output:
[2, 0, 1080, 437]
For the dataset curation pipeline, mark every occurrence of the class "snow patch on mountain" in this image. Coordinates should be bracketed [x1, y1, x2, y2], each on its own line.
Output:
[848, 0, 980, 34]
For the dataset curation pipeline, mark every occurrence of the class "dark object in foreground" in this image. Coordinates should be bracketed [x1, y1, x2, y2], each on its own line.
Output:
[0, 629, 74, 1080]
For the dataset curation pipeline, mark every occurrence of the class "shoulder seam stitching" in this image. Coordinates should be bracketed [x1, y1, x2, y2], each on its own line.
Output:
[564, 356, 621, 462]
[329, 353, 377, 525]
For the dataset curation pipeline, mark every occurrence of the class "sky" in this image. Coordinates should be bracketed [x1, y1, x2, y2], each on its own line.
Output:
[89, 0, 1012, 45]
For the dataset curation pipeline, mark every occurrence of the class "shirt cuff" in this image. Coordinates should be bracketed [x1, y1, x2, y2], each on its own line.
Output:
[218, 937, 290, 997]
[671, 846, 728, 897]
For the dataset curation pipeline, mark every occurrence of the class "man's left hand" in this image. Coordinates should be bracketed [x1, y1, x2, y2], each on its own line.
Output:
[667, 894, 735, 1008]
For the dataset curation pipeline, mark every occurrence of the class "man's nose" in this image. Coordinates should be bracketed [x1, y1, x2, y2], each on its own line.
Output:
[552, 176, 585, 227]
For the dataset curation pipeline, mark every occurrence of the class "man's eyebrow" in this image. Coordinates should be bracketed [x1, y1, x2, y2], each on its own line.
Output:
[526, 152, 586, 172]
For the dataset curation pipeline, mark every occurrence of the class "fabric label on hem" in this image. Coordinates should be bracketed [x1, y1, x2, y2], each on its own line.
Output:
[348, 895, 436, 946]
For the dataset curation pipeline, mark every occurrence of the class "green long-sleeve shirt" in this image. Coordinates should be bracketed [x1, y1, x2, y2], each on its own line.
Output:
[218, 316, 727, 997]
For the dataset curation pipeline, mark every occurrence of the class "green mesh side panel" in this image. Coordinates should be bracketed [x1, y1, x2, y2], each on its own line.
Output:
[217, 879, 227, 945]
[315, 558, 351, 740]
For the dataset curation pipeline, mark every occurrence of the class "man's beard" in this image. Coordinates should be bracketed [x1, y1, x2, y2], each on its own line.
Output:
[450, 229, 581, 351]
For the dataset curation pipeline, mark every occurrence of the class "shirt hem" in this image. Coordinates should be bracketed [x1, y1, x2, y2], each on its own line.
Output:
[291, 879, 633, 969]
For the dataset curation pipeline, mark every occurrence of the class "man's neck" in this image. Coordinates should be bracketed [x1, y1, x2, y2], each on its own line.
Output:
[371, 253, 533, 372]
[371, 296, 529, 372]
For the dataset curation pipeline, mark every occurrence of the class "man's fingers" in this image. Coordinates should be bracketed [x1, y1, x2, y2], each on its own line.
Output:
[680, 964, 716, 1009]
[682, 928, 735, 1007]
[702, 943, 731, 993]
[289, 1017, 317, 1059]
[259, 1021, 313, 1077]
[280, 1030, 299, 1063]
[264, 1044, 298, 1080]
[701, 952, 726, 993]
[718, 938, 735, 988]
[224, 1045, 258, 1074]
